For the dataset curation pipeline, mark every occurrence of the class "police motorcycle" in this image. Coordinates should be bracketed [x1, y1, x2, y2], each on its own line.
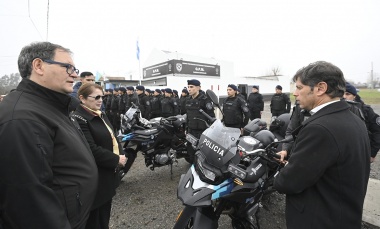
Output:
[118, 103, 189, 175]
[174, 90, 290, 229]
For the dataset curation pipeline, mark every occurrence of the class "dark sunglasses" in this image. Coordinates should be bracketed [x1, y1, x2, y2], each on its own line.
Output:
[87, 95, 104, 100]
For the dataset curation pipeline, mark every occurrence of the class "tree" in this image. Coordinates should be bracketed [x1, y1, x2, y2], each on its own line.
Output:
[0, 73, 21, 95]
[271, 67, 281, 76]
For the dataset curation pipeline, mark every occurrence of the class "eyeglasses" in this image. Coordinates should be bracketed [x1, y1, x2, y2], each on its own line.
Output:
[42, 59, 79, 75]
[87, 95, 104, 100]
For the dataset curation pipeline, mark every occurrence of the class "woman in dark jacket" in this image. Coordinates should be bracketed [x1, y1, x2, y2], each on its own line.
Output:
[74, 83, 127, 229]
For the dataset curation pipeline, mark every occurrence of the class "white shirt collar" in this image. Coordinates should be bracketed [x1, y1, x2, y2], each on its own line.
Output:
[309, 100, 340, 115]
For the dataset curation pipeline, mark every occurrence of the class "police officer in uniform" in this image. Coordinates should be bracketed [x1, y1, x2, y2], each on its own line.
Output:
[180, 88, 189, 115]
[124, 86, 139, 112]
[118, 87, 127, 116]
[222, 84, 250, 130]
[136, 85, 151, 119]
[344, 82, 380, 163]
[270, 85, 291, 118]
[173, 90, 181, 115]
[186, 79, 215, 163]
[150, 89, 162, 119]
[247, 85, 264, 119]
[161, 88, 179, 118]
[105, 88, 114, 122]
[110, 88, 120, 130]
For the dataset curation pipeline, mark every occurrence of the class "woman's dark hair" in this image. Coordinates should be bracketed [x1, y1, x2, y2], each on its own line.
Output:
[292, 61, 346, 98]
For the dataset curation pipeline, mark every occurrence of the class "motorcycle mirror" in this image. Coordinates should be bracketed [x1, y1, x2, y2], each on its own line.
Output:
[206, 89, 219, 106]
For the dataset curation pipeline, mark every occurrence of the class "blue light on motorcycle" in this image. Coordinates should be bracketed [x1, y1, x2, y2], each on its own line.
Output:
[197, 159, 216, 181]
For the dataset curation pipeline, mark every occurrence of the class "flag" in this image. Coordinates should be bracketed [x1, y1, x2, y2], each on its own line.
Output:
[136, 40, 140, 60]
[95, 71, 101, 81]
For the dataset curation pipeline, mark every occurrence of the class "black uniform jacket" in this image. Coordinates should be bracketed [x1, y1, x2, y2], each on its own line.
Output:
[0, 79, 98, 229]
[274, 101, 371, 229]
[74, 105, 122, 210]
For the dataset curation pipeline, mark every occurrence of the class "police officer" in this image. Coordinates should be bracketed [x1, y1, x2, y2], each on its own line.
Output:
[344, 82, 380, 163]
[150, 89, 162, 119]
[136, 85, 151, 119]
[180, 88, 189, 115]
[270, 85, 291, 118]
[247, 85, 264, 119]
[186, 79, 215, 163]
[124, 86, 139, 112]
[118, 87, 127, 116]
[173, 90, 180, 115]
[222, 84, 250, 129]
[161, 88, 179, 118]
[110, 88, 120, 130]
[105, 88, 114, 122]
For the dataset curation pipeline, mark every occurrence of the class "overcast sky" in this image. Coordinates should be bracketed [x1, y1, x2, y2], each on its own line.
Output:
[1, 0, 379, 83]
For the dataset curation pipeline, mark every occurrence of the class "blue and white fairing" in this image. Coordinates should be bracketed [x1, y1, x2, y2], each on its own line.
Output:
[177, 165, 235, 207]
[177, 120, 241, 206]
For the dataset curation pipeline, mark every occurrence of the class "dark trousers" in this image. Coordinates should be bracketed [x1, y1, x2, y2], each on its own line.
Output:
[85, 199, 112, 229]
[250, 110, 261, 120]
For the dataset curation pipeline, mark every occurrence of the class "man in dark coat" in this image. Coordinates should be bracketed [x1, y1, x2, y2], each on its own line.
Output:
[274, 61, 370, 229]
[136, 85, 151, 119]
[247, 85, 264, 119]
[150, 89, 162, 118]
[0, 41, 98, 229]
[270, 85, 291, 117]
[179, 88, 189, 115]
[161, 88, 179, 118]
[222, 84, 250, 129]
[186, 79, 215, 163]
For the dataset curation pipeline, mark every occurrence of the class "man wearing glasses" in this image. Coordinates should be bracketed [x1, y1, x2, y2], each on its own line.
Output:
[0, 42, 98, 229]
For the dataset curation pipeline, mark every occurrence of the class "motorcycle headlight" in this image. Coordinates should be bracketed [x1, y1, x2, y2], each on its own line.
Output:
[197, 159, 216, 182]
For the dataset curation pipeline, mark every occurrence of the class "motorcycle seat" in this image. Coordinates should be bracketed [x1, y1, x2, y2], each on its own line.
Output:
[134, 128, 159, 136]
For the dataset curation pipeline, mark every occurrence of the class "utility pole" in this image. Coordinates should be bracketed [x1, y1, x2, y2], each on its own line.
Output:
[371, 62, 374, 89]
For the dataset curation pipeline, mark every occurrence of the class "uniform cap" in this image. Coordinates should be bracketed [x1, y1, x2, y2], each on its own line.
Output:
[187, 79, 201, 86]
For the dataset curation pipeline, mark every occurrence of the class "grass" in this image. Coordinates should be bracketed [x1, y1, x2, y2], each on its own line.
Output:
[289, 88, 380, 105]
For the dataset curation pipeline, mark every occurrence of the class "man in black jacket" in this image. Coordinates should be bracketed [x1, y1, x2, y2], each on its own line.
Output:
[270, 85, 291, 118]
[247, 85, 264, 119]
[222, 84, 250, 129]
[186, 79, 215, 163]
[179, 88, 189, 115]
[150, 89, 162, 119]
[136, 85, 151, 119]
[274, 61, 370, 229]
[0, 41, 98, 229]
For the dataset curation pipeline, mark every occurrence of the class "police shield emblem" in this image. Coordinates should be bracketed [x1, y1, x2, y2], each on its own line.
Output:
[176, 63, 182, 72]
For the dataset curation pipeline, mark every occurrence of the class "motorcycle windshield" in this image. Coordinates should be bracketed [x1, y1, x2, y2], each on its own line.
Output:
[198, 120, 241, 168]
[125, 108, 137, 120]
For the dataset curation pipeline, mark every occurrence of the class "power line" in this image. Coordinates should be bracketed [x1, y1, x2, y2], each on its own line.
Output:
[28, 0, 44, 40]
[46, 0, 49, 41]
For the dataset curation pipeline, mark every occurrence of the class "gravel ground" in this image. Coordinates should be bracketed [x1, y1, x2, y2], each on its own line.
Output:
[109, 103, 380, 229]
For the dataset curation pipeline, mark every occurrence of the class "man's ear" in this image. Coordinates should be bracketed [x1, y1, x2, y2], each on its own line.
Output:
[32, 58, 44, 76]
[315, 82, 328, 95]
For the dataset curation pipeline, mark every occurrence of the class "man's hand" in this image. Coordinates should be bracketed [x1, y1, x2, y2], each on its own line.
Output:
[276, 150, 288, 164]
[119, 155, 127, 166]
[371, 157, 376, 163]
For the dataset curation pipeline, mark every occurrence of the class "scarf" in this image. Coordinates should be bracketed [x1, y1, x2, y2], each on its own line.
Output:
[81, 104, 119, 155]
